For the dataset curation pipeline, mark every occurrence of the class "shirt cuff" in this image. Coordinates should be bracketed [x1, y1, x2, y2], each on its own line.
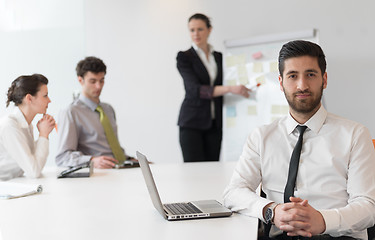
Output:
[36, 137, 49, 155]
[200, 85, 214, 99]
[38, 136, 49, 142]
[257, 198, 273, 222]
[319, 209, 340, 234]
[80, 155, 92, 165]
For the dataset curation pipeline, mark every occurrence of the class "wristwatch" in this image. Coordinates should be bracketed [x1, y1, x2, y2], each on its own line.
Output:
[265, 202, 278, 224]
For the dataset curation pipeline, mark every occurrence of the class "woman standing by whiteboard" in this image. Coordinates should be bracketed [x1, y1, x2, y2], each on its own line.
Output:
[177, 13, 250, 162]
[0, 74, 55, 180]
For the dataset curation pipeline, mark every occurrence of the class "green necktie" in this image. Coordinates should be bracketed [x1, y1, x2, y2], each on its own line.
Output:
[95, 105, 126, 163]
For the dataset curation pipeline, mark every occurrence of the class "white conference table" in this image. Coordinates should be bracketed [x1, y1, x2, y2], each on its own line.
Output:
[0, 161, 258, 240]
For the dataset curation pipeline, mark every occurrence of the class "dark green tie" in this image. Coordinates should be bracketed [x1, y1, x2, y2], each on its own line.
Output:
[95, 105, 126, 163]
[284, 125, 307, 203]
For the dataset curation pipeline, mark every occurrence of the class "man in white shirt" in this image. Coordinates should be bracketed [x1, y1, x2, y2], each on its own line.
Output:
[223, 40, 375, 239]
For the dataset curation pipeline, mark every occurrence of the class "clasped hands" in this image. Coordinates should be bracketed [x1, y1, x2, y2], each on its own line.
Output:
[273, 197, 326, 237]
[37, 114, 56, 138]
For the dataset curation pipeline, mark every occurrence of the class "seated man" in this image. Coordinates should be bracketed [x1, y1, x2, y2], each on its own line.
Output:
[56, 56, 131, 168]
[223, 40, 375, 239]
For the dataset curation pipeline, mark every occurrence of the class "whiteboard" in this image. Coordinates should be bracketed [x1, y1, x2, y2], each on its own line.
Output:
[222, 30, 318, 161]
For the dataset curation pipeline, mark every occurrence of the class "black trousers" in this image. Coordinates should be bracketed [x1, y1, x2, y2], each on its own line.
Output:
[270, 234, 355, 240]
[259, 229, 356, 240]
[179, 120, 222, 162]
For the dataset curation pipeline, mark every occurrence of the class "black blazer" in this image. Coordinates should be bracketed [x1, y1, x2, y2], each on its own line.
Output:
[177, 47, 223, 130]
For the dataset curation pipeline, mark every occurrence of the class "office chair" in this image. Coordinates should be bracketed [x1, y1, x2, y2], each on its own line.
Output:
[367, 140, 375, 240]
[369, 227, 375, 240]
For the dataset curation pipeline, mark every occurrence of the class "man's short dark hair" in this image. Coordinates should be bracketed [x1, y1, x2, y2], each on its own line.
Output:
[278, 40, 326, 77]
[76, 56, 106, 77]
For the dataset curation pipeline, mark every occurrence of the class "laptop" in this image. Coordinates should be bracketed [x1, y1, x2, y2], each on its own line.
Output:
[136, 151, 232, 221]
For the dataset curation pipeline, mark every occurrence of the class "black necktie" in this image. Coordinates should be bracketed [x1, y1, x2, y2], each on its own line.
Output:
[284, 125, 307, 203]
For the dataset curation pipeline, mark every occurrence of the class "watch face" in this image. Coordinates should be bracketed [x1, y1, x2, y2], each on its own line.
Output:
[265, 208, 272, 223]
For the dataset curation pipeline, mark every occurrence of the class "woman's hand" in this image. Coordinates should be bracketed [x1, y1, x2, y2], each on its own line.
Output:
[37, 114, 56, 138]
[229, 85, 250, 98]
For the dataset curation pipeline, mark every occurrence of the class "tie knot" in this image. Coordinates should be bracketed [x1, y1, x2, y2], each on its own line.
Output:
[95, 105, 104, 113]
[296, 125, 307, 134]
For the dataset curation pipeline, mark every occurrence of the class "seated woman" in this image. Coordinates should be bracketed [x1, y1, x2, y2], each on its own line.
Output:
[0, 74, 55, 181]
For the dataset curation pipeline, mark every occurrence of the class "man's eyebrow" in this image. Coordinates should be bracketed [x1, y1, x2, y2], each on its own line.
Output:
[286, 70, 298, 75]
[88, 78, 104, 81]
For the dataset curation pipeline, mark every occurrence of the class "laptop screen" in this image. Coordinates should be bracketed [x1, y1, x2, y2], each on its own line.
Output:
[137, 151, 167, 219]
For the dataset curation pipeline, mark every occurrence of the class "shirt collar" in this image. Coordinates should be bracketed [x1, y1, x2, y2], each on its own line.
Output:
[79, 94, 100, 112]
[286, 105, 327, 135]
[12, 107, 30, 129]
[192, 42, 214, 55]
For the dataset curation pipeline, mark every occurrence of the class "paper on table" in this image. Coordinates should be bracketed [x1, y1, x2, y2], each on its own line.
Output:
[0, 182, 42, 199]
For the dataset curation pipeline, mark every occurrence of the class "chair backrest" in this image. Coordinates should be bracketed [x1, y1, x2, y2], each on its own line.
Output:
[368, 140, 375, 239]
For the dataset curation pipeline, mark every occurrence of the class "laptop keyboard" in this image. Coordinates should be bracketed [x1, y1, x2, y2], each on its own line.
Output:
[164, 202, 202, 215]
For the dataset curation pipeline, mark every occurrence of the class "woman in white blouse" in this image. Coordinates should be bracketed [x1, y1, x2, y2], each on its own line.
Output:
[0, 74, 55, 181]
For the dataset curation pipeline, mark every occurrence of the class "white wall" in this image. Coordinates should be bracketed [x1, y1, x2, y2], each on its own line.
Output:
[2, 0, 375, 165]
[84, 0, 375, 163]
[83, 0, 196, 163]
[0, 0, 85, 165]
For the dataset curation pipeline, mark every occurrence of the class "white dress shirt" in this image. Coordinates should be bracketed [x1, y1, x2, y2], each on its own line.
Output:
[0, 107, 49, 181]
[192, 42, 218, 119]
[223, 105, 375, 239]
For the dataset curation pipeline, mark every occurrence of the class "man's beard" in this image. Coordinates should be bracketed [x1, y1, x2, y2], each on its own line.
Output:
[283, 83, 324, 114]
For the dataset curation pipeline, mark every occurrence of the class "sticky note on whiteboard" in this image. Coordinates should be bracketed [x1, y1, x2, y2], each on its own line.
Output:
[226, 106, 237, 117]
[225, 56, 237, 67]
[247, 106, 257, 115]
[253, 62, 263, 73]
[271, 105, 289, 114]
[270, 61, 278, 72]
[226, 79, 237, 86]
[239, 76, 249, 85]
[252, 51, 263, 59]
[226, 117, 236, 128]
[225, 55, 246, 67]
[237, 65, 249, 84]
[237, 65, 247, 76]
[256, 75, 266, 85]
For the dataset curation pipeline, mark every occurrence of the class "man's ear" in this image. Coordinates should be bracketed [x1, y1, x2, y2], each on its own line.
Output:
[323, 72, 327, 89]
[78, 76, 84, 86]
[279, 75, 284, 92]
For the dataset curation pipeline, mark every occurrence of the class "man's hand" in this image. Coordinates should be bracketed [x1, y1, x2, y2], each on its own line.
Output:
[273, 197, 326, 237]
[91, 156, 118, 169]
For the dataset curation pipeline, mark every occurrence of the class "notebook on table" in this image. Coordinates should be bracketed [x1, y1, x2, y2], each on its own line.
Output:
[0, 182, 43, 199]
[136, 151, 232, 221]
